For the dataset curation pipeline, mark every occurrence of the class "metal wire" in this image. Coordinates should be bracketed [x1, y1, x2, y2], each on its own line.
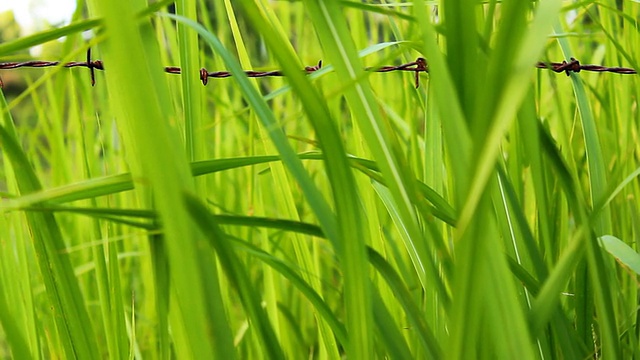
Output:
[0, 49, 636, 89]
[536, 57, 637, 76]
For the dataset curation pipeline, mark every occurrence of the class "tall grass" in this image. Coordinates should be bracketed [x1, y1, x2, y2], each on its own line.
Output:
[0, 0, 639, 358]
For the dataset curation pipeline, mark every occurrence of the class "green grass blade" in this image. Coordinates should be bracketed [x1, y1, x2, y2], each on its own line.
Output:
[0, 19, 100, 56]
[219, 233, 348, 348]
[161, 10, 372, 359]
[87, 1, 234, 358]
[0, 289, 32, 359]
[367, 248, 442, 359]
[600, 235, 640, 275]
[371, 181, 448, 304]
[296, 4, 443, 355]
[184, 194, 284, 359]
[457, 0, 563, 233]
[158, 12, 339, 243]
[0, 93, 99, 359]
[174, 0, 203, 161]
[412, 0, 471, 208]
[554, 23, 620, 358]
[529, 230, 586, 336]
[371, 291, 414, 359]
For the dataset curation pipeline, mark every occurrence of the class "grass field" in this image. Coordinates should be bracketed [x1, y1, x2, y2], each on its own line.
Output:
[1, 0, 639, 358]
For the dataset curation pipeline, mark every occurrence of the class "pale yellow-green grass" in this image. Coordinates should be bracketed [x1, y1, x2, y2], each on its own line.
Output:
[0, 1, 639, 359]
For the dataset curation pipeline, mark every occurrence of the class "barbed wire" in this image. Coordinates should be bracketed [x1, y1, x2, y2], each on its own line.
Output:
[0, 49, 636, 89]
[535, 57, 637, 76]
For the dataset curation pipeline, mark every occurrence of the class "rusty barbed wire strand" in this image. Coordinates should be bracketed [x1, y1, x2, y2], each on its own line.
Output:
[536, 57, 637, 76]
[0, 49, 636, 89]
[0, 49, 104, 88]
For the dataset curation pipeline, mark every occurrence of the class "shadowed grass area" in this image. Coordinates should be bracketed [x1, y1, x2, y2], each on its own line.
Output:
[0, 0, 639, 358]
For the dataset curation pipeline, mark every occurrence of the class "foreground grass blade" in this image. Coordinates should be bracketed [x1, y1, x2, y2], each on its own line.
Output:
[174, 0, 203, 161]
[415, 0, 562, 358]
[158, 12, 340, 243]
[600, 235, 640, 275]
[367, 248, 442, 358]
[1, 153, 456, 227]
[2, 0, 638, 357]
[0, 94, 99, 358]
[87, 1, 233, 358]
[301, 0, 434, 298]
[159, 11, 372, 358]
[184, 194, 284, 359]
[554, 24, 620, 358]
[0, 233, 32, 359]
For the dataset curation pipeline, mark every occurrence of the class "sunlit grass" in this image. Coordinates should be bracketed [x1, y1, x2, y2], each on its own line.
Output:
[0, 0, 639, 359]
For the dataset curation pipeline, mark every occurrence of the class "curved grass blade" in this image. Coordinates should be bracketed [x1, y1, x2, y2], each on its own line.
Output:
[0, 292, 32, 359]
[600, 235, 640, 276]
[371, 291, 413, 359]
[220, 234, 348, 348]
[367, 248, 442, 359]
[0, 0, 172, 56]
[2, 153, 456, 228]
[88, 1, 233, 358]
[0, 93, 99, 359]
[371, 181, 449, 305]
[553, 24, 620, 358]
[157, 12, 340, 244]
[299, 12, 440, 352]
[21, 204, 325, 238]
[593, 167, 640, 218]
[0, 19, 100, 56]
[184, 194, 284, 359]
[339, 1, 414, 22]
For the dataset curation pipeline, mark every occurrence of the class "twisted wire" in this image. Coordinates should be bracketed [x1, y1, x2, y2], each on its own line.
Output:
[0, 49, 636, 89]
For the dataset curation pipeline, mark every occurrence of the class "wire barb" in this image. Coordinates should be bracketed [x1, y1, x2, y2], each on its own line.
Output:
[196, 60, 324, 85]
[0, 49, 105, 88]
[365, 57, 430, 88]
[0, 51, 636, 89]
[536, 57, 637, 76]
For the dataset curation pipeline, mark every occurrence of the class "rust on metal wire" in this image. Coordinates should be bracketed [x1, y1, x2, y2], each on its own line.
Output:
[0, 49, 104, 87]
[0, 48, 636, 89]
[536, 57, 637, 76]
[367, 57, 428, 88]
[194, 59, 324, 85]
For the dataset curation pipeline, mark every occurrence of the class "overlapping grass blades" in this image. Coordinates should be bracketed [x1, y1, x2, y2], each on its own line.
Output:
[87, 0, 232, 358]
[0, 0, 639, 358]
[0, 95, 99, 358]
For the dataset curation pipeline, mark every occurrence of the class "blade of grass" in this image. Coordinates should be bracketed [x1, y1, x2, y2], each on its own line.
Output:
[0, 92, 99, 359]
[184, 194, 284, 359]
[297, 5, 447, 355]
[1, 153, 455, 228]
[371, 291, 414, 359]
[0, 269, 32, 359]
[600, 235, 640, 275]
[0, 0, 173, 56]
[87, 1, 234, 358]
[158, 12, 340, 243]
[457, 0, 563, 236]
[367, 248, 442, 359]
[175, 0, 203, 162]
[162, 9, 371, 357]
[412, 0, 471, 209]
[553, 23, 620, 358]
